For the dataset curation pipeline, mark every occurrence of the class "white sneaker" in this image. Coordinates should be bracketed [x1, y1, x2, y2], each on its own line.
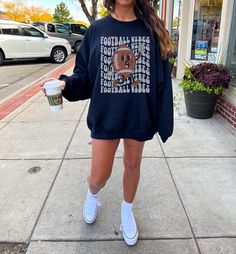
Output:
[83, 191, 100, 224]
[120, 202, 138, 246]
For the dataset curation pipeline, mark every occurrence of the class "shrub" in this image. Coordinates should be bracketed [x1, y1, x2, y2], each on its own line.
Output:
[179, 62, 231, 95]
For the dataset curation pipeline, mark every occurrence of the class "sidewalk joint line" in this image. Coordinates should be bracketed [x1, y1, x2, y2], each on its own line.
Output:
[29, 237, 194, 243]
[196, 236, 236, 239]
[0, 241, 27, 244]
[1, 155, 236, 161]
[27, 101, 89, 243]
[0, 158, 63, 161]
[157, 137, 202, 254]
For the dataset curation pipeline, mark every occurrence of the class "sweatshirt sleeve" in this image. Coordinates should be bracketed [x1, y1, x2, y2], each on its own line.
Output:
[155, 41, 174, 143]
[58, 27, 92, 101]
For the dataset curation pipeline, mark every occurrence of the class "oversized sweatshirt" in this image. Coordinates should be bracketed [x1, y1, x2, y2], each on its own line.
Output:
[59, 14, 174, 142]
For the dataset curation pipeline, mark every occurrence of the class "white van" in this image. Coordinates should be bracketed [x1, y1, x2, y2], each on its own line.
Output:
[0, 20, 72, 65]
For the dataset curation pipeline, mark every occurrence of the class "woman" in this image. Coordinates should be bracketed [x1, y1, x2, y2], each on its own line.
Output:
[44, 0, 174, 246]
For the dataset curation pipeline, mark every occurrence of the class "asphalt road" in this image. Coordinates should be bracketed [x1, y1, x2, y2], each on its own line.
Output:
[0, 54, 75, 102]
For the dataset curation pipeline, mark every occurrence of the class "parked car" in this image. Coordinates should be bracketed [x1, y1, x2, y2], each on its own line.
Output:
[0, 19, 71, 65]
[62, 22, 87, 35]
[32, 22, 84, 53]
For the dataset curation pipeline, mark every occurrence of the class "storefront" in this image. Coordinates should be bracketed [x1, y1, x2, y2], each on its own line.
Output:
[167, 0, 233, 78]
[163, 0, 236, 127]
[190, 0, 223, 62]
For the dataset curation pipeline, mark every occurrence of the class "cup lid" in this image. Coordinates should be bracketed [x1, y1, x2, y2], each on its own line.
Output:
[44, 80, 61, 89]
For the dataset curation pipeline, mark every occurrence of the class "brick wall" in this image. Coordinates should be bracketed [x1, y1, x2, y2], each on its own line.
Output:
[216, 95, 236, 128]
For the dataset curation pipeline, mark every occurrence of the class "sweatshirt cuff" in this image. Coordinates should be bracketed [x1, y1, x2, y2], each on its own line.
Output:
[58, 74, 68, 82]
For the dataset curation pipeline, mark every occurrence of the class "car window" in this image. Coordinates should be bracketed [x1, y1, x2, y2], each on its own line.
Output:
[34, 23, 45, 32]
[47, 24, 55, 33]
[71, 24, 87, 33]
[62, 23, 70, 29]
[72, 24, 80, 30]
[21, 26, 44, 37]
[56, 24, 70, 34]
[80, 25, 87, 31]
[70, 24, 79, 33]
[1, 25, 20, 35]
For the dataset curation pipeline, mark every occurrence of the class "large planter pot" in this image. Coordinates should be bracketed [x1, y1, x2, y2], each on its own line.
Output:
[184, 90, 219, 119]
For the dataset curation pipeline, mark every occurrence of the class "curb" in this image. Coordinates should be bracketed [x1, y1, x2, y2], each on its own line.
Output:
[0, 58, 75, 121]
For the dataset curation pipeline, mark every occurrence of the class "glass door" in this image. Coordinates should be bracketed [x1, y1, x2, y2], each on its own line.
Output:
[226, 1, 236, 86]
[191, 0, 223, 62]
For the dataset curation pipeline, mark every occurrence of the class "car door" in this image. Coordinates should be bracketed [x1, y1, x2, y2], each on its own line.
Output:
[46, 23, 57, 38]
[20, 25, 49, 57]
[55, 24, 71, 42]
[0, 24, 25, 58]
[78, 25, 87, 35]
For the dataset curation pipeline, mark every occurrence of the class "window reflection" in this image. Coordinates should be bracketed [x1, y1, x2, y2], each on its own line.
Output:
[191, 0, 223, 62]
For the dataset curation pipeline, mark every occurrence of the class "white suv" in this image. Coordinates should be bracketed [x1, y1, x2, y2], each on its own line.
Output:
[0, 20, 71, 65]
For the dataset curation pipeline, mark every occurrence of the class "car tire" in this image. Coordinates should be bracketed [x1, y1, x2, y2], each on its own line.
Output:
[0, 51, 3, 66]
[74, 42, 81, 54]
[51, 47, 66, 63]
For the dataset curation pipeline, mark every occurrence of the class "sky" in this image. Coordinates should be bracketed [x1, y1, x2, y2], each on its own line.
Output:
[173, 0, 180, 18]
[1, 0, 180, 23]
[3, 0, 91, 23]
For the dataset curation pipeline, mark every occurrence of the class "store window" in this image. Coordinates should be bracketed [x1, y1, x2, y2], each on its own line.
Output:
[171, 0, 181, 45]
[226, 1, 236, 86]
[191, 0, 223, 62]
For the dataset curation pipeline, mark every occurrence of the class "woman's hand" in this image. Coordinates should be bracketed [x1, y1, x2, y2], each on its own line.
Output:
[40, 78, 66, 96]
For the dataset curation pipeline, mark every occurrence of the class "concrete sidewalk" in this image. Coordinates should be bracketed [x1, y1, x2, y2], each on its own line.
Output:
[0, 79, 236, 254]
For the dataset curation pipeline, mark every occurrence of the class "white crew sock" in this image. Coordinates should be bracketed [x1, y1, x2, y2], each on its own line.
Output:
[88, 188, 99, 198]
[122, 200, 133, 211]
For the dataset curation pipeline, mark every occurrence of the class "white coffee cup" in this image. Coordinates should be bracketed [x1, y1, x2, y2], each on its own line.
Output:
[43, 80, 63, 112]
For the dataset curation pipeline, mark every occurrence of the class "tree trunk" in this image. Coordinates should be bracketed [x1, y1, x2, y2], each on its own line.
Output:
[78, 0, 98, 24]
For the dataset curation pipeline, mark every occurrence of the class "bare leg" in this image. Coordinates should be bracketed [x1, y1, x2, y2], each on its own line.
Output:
[87, 138, 120, 194]
[122, 139, 145, 203]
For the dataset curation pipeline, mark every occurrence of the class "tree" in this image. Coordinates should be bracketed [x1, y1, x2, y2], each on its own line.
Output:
[152, 0, 159, 11]
[76, 0, 98, 24]
[53, 1, 73, 23]
[75, 0, 159, 24]
[97, 2, 109, 18]
[172, 17, 180, 29]
[0, 0, 52, 22]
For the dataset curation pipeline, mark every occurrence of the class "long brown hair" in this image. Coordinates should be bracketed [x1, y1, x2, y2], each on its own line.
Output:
[104, 0, 174, 59]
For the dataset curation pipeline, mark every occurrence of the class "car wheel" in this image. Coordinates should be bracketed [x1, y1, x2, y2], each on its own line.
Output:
[51, 47, 66, 63]
[74, 42, 81, 54]
[0, 51, 3, 66]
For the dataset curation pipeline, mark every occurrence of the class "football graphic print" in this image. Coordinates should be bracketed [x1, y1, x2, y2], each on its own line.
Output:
[100, 36, 151, 94]
[112, 44, 136, 79]
[110, 44, 143, 87]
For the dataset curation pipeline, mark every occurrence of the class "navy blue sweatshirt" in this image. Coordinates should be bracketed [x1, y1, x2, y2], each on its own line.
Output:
[59, 14, 174, 142]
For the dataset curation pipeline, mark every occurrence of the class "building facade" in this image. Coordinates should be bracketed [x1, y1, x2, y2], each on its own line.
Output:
[160, 0, 236, 128]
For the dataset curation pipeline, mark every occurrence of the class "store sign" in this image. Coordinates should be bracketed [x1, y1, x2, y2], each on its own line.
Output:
[195, 40, 208, 60]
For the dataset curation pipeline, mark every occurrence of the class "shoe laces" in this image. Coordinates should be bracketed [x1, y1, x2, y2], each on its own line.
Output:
[85, 196, 101, 211]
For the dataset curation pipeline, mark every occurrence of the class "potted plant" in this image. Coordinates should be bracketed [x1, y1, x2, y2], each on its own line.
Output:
[179, 62, 231, 119]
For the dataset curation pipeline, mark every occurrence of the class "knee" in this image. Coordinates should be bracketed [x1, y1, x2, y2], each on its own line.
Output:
[123, 159, 141, 173]
[87, 174, 108, 189]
